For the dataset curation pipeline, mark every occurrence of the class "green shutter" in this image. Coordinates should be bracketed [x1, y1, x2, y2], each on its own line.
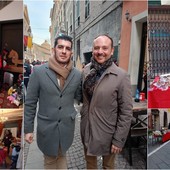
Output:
[148, 0, 161, 6]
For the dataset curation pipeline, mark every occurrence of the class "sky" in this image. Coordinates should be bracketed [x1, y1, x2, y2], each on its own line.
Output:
[24, 0, 53, 45]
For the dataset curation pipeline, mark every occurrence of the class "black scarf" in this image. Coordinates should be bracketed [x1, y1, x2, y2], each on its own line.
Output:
[84, 57, 113, 101]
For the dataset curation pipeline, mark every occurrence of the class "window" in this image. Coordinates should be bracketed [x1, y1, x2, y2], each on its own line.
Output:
[112, 45, 118, 65]
[77, 39, 80, 58]
[69, 13, 72, 33]
[76, 0, 80, 27]
[85, 0, 90, 19]
[76, 0, 80, 18]
[70, 25, 72, 33]
[76, 16, 80, 28]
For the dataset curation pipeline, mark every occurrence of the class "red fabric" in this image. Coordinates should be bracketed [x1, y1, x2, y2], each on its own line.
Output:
[162, 132, 170, 143]
[0, 148, 6, 164]
[148, 88, 170, 108]
[24, 35, 28, 47]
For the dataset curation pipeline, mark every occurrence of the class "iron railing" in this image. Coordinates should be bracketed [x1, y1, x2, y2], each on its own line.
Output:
[148, 6, 170, 80]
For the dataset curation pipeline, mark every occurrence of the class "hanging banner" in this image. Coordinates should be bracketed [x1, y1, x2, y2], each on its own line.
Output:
[27, 36, 33, 49]
[24, 35, 28, 47]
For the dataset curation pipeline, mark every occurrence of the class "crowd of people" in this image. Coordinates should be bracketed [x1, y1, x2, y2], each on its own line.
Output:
[24, 34, 133, 169]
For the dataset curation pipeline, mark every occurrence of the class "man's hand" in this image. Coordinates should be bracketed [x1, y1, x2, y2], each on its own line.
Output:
[111, 144, 122, 154]
[25, 133, 34, 144]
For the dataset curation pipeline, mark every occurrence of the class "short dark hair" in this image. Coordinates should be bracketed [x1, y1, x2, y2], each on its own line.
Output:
[54, 33, 73, 48]
[94, 34, 114, 47]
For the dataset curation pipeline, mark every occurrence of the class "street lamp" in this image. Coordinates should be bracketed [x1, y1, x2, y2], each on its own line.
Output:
[125, 10, 131, 22]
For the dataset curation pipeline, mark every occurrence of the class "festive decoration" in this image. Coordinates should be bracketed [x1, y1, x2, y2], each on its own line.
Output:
[24, 35, 33, 49]
[149, 75, 170, 91]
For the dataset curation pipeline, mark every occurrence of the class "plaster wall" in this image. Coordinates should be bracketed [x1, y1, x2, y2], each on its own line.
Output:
[0, 1, 23, 21]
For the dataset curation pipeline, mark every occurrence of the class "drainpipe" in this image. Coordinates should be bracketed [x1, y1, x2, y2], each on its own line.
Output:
[73, 0, 76, 66]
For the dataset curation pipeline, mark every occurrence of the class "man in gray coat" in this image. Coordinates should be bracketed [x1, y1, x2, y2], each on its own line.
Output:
[24, 34, 82, 169]
[81, 34, 133, 169]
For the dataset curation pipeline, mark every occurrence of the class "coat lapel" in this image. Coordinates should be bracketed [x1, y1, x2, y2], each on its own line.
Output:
[62, 68, 75, 92]
[94, 63, 118, 92]
[45, 65, 61, 90]
[45, 64, 75, 92]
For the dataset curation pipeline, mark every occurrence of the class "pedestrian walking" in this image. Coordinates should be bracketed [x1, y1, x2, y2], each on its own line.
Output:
[24, 59, 31, 89]
[80, 34, 133, 169]
[24, 34, 82, 169]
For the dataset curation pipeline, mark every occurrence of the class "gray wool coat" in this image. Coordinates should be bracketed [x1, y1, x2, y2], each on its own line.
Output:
[80, 62, 133, 156]
[24, 63, 82, 156]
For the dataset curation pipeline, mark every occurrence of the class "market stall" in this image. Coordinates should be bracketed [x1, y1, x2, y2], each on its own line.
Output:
[148, 74, 170, 108]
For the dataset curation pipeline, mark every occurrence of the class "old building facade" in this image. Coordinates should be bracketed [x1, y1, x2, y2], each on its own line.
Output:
[50, 0, 148, 96]
[33, 40, 51, 62]
[24, 5, 51, 62]
[50, 0, 122, 67]
[119, 1, 147, 95]
[24, 4, 34, 62]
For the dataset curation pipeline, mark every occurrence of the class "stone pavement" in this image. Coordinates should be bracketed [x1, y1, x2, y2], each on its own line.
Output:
[148, 141, 162, 154]
[24, 104, 145, 169]
[148, 140, 170, 169]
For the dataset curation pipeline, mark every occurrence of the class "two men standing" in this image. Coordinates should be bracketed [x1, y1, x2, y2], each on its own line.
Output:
[80, 35, 132, 169]
[24, 34, 132, 169]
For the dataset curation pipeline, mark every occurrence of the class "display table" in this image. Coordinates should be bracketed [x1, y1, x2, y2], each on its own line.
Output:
[162, 132, 170, 143]
[133, 100, 147, 110]
[148, 88, 170, 108]
[132, 100, 147, 123]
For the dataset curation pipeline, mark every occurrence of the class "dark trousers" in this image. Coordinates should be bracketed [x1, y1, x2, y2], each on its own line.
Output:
[24, 78, 29, 89]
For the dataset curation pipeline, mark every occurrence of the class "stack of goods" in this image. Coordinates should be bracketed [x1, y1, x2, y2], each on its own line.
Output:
[149, 74, 170, 91]
[7, 74, 23, 107]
